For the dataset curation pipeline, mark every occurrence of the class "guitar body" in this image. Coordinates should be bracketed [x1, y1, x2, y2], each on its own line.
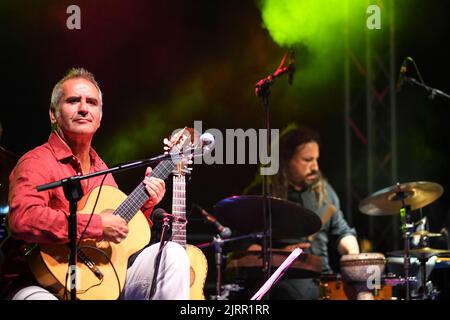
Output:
[27, 185, 151, 300]
[186, 244, 208, 300]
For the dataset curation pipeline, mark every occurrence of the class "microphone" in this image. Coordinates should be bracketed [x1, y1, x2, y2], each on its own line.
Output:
[396, 57, 410, 92]
[200, 132, 215, 153]
[193, 204, 232, 238]
[288, 50, 295, 85]
[152, 208, 187, 223]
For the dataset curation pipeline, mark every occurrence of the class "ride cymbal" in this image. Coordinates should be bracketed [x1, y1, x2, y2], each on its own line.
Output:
[359, 181, 444, 216]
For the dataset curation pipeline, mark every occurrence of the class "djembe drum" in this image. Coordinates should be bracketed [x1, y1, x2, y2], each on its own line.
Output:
[340, 253, 386, 300]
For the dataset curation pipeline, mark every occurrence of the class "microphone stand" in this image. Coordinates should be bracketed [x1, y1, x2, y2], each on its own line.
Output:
[148, 217, 171, 300]
[403, 76, 450, 100]
[36, 152, 175, 301]
[396, 183, 413, 301]
[254, 52, 294, 293]
[213, 235, 224, 299]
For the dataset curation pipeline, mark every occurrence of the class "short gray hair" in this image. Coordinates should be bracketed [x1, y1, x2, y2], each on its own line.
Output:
[50, 67, 103, 116]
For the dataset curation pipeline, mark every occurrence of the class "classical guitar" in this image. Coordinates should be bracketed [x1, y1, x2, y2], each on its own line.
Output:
[168, 130, 208, 300]
[27, 128, 195, 300]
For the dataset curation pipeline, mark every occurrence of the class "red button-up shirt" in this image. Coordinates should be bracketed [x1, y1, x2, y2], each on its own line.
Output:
[8, 132, 152, 244]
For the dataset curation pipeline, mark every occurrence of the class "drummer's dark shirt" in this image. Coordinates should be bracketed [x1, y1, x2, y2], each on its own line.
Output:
[283, 182, 357, 274]
[265, 181, 358, 300]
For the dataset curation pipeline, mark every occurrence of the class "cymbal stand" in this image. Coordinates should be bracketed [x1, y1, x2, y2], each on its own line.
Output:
[197, 232, 265, 300]
[397, 185, 413, 300]
[417, 256, 429, 300]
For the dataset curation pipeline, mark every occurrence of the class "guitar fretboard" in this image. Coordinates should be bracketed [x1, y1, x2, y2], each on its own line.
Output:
[113, 154, 180, 222]
[171, 174, 186, 248]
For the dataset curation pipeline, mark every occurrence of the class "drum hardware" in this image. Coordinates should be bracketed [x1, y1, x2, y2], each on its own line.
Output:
[197, 231, 265, 300]
[209, 283, 246, 300]
[388, 248, 450, 299]
[412, 230, 442, 238]
[359, 181, 444, 300]
[199, 195, 322, 300]
[383, 274, 418, 287]
[211, 195, 322, 299]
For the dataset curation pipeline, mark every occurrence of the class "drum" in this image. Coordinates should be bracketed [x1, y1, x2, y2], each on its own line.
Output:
[340, 252, 386, 300]
[429, 257, 450, 300]
[225, 248, 322, 280]
[319, 274, 393, 300]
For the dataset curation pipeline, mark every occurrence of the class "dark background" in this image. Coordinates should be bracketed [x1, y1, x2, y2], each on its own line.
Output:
[1, 0, 449, 298]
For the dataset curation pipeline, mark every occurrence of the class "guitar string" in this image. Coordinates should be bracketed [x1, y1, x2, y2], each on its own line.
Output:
[115, 158, 176, 222]
[172, 175, 187, 246]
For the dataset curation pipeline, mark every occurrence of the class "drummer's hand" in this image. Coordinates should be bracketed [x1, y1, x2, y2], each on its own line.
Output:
[297, 242, 311, 250]
[338, 235, 360, 255]
[281, 242, 311, 251]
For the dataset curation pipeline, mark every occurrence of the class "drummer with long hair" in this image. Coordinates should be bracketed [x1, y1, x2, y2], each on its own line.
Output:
[245, 124, 360, 300]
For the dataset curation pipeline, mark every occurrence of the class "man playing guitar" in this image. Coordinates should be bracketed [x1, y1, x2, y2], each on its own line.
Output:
[1, 68, 190, 300]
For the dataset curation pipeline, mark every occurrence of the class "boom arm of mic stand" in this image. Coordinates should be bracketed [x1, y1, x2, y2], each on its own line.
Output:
[196, 232, 266, 249]
[255, 66, 291, 98]
[36, 153, 174, 192]
[404, 76, 450, 100]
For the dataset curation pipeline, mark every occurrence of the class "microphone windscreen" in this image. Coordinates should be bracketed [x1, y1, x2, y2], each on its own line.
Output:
[200, 133, 215, 151]
[152, 208, 167, 221]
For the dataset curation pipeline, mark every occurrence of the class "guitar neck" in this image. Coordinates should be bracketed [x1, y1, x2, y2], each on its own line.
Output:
[171, 174, 186, 248]
[113, 158, 178, 223]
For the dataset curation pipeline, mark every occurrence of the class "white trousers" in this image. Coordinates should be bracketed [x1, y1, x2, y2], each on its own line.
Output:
[12, 242, 190, 300]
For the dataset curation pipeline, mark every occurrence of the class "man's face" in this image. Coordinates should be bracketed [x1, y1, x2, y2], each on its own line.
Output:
[50, 78, 102, 139]
[287, 141, 320, 189]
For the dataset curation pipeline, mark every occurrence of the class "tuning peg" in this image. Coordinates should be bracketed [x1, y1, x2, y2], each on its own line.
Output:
[163, 146, 170, 151]
[182, 168, 192, 175]
[163, 138, 171, 146]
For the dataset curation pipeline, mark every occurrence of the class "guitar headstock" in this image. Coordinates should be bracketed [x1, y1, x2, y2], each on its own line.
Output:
[163, 127, 200, 176]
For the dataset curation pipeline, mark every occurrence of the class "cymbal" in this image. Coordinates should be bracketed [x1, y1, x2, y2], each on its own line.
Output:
[213, 195, 322, 239]
[359, 181, 444, 216]
[388, 247, 450, 259]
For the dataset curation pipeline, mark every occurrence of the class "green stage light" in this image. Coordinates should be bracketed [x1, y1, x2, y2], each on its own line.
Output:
[258, 0, 399, 87]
